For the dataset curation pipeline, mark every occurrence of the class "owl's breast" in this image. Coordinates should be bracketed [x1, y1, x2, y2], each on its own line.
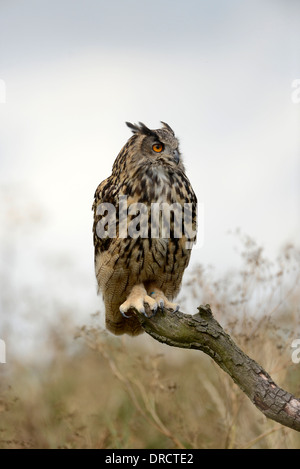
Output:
[132, 163, 185, 205]
[150, 166, 172, 201]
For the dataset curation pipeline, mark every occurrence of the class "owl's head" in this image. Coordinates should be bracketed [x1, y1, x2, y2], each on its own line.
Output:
[125, 121, 182, 167]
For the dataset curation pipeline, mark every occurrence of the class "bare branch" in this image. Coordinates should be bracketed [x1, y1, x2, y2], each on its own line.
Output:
[134, 304, 300, 432]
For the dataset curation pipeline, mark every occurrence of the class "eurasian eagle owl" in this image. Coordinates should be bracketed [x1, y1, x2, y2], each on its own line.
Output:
[93, 122, 197, 335]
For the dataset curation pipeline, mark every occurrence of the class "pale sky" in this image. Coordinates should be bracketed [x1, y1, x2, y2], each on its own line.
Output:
[0, 0, 300, 355]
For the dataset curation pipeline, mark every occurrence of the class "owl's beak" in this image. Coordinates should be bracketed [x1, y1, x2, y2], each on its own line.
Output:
[173, 149, 180, 164]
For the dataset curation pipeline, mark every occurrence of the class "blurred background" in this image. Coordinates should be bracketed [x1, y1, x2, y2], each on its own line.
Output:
[0, 0, 300, 448]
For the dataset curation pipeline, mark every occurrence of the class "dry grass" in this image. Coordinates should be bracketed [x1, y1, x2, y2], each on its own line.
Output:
[1, 233, 300, 449]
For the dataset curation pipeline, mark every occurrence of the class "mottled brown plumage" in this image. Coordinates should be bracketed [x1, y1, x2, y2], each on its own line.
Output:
[93, 122, 197, 335]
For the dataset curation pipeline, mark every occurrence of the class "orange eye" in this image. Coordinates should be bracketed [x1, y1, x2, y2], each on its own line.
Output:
[152, 143, 164, 153]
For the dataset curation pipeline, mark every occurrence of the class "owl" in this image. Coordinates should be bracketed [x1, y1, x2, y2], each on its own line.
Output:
[93, 122, 197, 336]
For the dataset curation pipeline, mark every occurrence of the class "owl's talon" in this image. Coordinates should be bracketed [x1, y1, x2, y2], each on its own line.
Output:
[119, 285, 158, 321]
[147, 305, 158, 318]
[120, 308, 132, 319]
[143, 310, 150, 318]
[146, 287, 179, 313]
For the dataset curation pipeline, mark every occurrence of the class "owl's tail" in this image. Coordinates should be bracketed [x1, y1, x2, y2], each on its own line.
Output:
[105, 302, 144, 336]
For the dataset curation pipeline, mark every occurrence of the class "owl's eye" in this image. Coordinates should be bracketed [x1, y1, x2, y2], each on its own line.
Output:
[152, 143, 164, 153]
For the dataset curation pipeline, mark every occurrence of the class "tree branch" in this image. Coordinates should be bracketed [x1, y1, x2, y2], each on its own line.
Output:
[134, 304, 300, 432]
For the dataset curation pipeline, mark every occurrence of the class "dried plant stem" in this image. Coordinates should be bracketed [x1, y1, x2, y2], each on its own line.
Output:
[241, 426, 283, 449]
[85, 334, 185, 449]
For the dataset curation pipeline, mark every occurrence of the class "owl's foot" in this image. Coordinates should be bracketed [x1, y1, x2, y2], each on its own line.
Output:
[120, 284, 158, 319]
[148, 288, 180, 313]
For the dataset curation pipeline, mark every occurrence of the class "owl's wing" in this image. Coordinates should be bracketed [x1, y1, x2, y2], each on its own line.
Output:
[92, 177, 118, 257]
[179, 172, 197, 246]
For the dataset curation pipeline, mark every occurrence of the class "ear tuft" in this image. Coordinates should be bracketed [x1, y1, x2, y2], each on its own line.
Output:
[125, 122, 157, 138]
[160, 121, 175, 136]
[126, 122, 139, 133]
